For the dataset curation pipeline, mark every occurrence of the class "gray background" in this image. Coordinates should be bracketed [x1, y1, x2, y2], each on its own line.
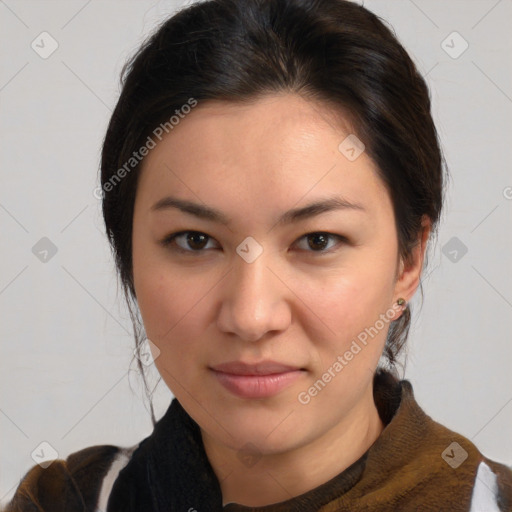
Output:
[1, 0, 511, 504]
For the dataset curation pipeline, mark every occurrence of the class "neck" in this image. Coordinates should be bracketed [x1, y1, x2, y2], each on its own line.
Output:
[201, 385, 385, 507]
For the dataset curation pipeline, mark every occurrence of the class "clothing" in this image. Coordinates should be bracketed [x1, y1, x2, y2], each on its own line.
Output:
[5, 369, 512, 511]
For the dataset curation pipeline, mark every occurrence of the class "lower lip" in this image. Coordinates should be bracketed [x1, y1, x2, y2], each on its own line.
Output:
[211, 369, 305, 399]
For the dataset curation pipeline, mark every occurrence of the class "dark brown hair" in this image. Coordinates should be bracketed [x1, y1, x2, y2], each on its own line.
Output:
[100, 0, 447, 424]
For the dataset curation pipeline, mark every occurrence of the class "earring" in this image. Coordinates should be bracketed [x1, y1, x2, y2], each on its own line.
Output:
[397, 297, 406, 307]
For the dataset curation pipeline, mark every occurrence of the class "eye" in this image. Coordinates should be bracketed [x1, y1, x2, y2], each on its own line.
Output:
[293, 232, 346, 253]
[160, 230, 347, 255]
[160, 231, 219, 254]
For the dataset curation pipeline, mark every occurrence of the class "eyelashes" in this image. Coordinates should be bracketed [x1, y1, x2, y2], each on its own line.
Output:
[160, 230, 347, 255]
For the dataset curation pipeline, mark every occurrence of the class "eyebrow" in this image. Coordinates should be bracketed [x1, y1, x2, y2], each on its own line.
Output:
[150, 195, 366, 227]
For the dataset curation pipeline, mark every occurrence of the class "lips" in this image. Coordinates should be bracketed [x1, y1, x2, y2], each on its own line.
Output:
[210, 360, 303, 376]
[209, 360, 306, 399]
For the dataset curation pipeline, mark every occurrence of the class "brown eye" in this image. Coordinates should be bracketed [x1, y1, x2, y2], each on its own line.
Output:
[183, 232, 209, 250]
[307, 233, 329, 251]
[161, 231, 218, 253]
[295, 232, 345, 253]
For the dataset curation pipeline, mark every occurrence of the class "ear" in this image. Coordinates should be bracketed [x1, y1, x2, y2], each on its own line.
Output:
[392, 214, 431, 313]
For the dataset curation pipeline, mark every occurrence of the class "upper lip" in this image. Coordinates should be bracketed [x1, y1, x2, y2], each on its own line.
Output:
[210, 360, 304, 376]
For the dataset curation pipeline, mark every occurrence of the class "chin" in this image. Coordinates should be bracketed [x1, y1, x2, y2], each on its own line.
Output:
[226, 412, 307, 450]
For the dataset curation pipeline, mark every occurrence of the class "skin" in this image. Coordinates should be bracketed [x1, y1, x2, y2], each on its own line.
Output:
[132, 93, 430, 506]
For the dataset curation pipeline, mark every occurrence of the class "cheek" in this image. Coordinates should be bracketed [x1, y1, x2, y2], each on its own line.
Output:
[290, 261, 396, 372]
[136, 267, 201, 339]
[298, 267, 394, 333]
[133, 257, 218, 373]
[135, 271, 199, 387]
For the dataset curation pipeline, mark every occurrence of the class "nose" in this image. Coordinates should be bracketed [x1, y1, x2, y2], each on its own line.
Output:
[216, 251, 291, 342]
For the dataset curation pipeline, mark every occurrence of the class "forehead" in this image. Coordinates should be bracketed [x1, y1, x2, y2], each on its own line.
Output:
[135, 93, 391, 222]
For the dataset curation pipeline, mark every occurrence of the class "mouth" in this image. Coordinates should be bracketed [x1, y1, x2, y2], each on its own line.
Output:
[209, 360, 307, 399]
[210, 360, 306, 376]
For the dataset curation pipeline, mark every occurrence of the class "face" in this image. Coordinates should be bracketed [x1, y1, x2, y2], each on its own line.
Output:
[132, 93, 418, 456]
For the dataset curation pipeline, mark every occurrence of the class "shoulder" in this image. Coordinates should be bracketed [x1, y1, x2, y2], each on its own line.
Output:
[410, 396, 512, 509]
[373, 375, 512, 510]
[420, 400, 512, 509]
[4, 443, 137, 512]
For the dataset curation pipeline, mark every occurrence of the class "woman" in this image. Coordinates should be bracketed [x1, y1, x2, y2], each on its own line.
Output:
[5, 0, 512, 510]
